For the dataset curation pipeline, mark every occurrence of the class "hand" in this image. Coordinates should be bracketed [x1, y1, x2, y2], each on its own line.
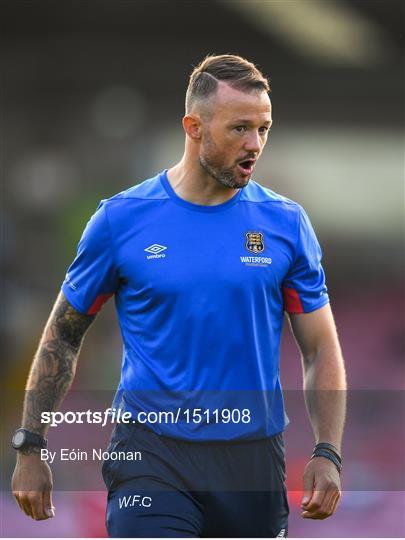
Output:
[301, 456, 341, 519]
[12, 452, 55, 520]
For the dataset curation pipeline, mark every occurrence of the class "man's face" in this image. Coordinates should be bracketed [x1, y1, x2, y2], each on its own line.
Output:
[198, 82, 272, 189]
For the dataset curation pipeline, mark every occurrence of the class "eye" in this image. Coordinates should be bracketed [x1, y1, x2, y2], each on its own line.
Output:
[234, 126, 247, 133]
[259, 126, 269, 135]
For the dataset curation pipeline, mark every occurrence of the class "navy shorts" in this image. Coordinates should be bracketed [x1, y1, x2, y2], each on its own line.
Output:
[102, 422, 289, 537]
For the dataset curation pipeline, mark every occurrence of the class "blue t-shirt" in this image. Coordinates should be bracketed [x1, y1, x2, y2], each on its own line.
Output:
[62, 170, 329, 440]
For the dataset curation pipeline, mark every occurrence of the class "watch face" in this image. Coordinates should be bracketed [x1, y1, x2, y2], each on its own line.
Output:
[13, 430, 25, 447]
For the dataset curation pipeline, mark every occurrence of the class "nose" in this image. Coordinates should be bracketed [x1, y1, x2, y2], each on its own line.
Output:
[244, 131, 262, 154]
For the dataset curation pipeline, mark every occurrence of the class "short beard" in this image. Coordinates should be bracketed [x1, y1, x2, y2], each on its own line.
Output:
[199, 155, 249, 189]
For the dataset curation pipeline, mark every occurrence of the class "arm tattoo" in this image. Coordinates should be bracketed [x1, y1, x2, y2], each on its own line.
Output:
[21, 292, 95, 442]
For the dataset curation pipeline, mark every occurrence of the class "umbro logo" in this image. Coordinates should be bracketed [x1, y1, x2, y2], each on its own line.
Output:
[144, 244, 167, 260]
[144, 244, 167, 254]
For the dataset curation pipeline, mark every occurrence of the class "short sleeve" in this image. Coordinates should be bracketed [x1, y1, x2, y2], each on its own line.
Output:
[61, 201, 119, 315]
[282, 207, 329, 314]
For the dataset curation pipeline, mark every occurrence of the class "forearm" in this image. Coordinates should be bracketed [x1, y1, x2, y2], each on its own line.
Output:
[23, 332, 78, 437]
[302, 344, 347, 452]
[22, 293, 94, 438]
[290, 305, 345, 518]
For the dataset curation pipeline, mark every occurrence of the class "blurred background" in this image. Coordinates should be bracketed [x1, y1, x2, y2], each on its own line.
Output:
[1, 0, 404, 537]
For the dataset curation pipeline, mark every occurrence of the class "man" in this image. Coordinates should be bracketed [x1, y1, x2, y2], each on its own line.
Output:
[12, 54, 346, 537]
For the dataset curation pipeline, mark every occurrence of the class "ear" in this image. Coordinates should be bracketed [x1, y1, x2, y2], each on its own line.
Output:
[183, 114, 202, 140]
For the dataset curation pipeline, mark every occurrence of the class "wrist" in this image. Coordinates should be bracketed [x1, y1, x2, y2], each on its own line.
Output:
[12, 428, 48, 453]
[16, 449, 44, 464]
[314, 442, 342, 462]
[17, 446, 42, 457]
[311, 447, 342, 474]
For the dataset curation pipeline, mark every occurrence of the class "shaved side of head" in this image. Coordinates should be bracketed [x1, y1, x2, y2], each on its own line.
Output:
[185, 54, 270, 120]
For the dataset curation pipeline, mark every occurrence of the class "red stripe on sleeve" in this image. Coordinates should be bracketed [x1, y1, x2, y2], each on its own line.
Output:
[282, 286, 304, 314]
[87, 293, 113, 315]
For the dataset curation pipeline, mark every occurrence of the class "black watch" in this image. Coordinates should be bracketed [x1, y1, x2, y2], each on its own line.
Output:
[12, 428, 48, 450]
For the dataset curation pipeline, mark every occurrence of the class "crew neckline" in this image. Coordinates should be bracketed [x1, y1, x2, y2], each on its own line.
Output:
[160, 169, 242, 213]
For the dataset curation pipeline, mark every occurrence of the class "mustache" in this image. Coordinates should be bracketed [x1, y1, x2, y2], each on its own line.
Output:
[237, 155, 257, 163]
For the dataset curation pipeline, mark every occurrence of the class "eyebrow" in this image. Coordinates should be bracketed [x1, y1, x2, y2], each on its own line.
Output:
[232, 119, 273, 126]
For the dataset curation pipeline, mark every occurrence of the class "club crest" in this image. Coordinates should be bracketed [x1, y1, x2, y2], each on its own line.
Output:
[245, 231, 264, 253]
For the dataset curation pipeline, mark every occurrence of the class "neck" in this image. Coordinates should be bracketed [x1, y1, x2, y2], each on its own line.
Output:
[167, 156, 239, 206]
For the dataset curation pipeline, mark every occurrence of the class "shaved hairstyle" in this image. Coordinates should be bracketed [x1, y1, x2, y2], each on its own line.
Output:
[185, 54, 271, 115]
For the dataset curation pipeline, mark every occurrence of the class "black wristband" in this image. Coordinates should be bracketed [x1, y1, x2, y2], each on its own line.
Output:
[314, 442, 342, 463]
[311, 449, 342, 474]
[12, 428, 48, 451]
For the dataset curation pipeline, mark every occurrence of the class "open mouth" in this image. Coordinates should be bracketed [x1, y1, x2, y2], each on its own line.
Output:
[237, 159, 255, 176]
